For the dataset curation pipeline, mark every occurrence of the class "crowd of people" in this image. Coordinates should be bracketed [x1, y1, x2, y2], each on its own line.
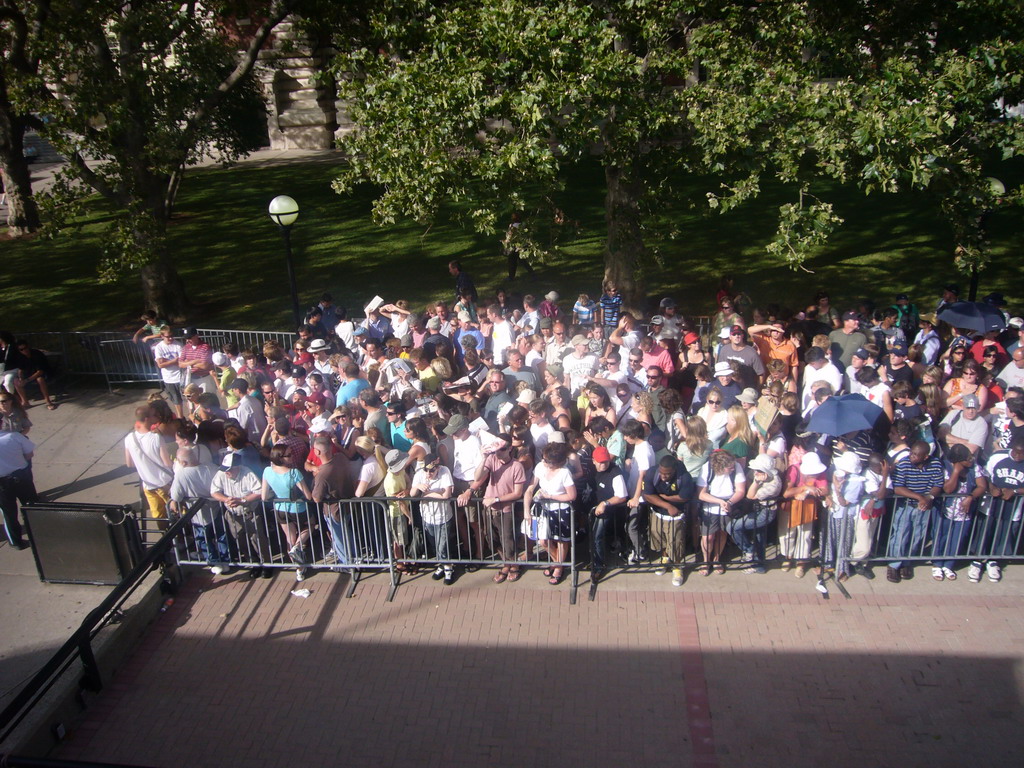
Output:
[104, 265, 1024, 588]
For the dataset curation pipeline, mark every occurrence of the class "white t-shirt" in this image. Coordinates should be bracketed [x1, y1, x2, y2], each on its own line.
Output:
[697, 462, 746, 514]
[452, 433, 483, 482]
[125, 430, 172, 490]
[563, 353, 598, 395]
[535, 463, 574, 506]
[153, 341, 183, 384]
[412, 465, 454, 524]
[491, 321, 515, 366]
[627, 439, 656, 492]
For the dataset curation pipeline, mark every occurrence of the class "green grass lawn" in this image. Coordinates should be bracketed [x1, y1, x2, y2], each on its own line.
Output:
[2, 156, 1021, 332]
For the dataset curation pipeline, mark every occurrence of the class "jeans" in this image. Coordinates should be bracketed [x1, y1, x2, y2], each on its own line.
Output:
[192, 517, 231, 564]
[931, 510, 971, 571]
[0, 467, 36, 546]
[323, 505, 356, 565]
[627, 505, 647, 558]
[887, 499, 932, 569]
[971, 497, 1023, 563]
[726, 501, 777, 565]
[423, 519, 453, 562]
[591, 505, 625, 571]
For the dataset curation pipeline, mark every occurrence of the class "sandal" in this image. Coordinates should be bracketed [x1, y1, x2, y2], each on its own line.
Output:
[493, 568, 509, 584]
[507, 567, 522, 582]
[714, 564, 726, 575]
[46, 403, 57, 411]
[543, 567, 554, 578]
[548, 568, 563, 585]
[699, 565, 711, 577]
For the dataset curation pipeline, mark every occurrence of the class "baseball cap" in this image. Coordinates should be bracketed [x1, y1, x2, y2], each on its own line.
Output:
[895, 293, 909, 302]
[943, 283, 960, 296]
[291, 365, 307, 377]
[219, 452, 242, 472]
[592, 446, 612, 463]
[713, 362, 733, 377]
[961, 393, 980, 409]
[1008, 317, 1023, 329]
[842, 310, 859, 321]
[890, 344, 908, 357]
[730, 324, 744, 335]
[570, 334, 588, 346]
[650, 315, 664, 326]
[852, 348, 870, 360]
[228, 378, 248, 391]
[211, 352, 229, 366]
[306, 391, 325, 406]
[545, 291, 559, 301]
[660, 297, 676, 309]
[718, 327, 731, 340]
[443, 414, 470, 435]
[538, 317, 553, 330]
[183, 327, 199, 339]
[457, 310, 472, 323]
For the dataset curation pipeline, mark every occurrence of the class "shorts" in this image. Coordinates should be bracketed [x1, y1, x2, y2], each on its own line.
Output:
[274, 503, 313, 527]
[453, 479, 479, 522]
[699, 504, 728, 536]
[649, 512, 686, 561]
[162, 382, 183, 405]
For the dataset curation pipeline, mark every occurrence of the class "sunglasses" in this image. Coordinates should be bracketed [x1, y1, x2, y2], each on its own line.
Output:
[707, 399, 722, 405]
[386, 411, 398, 415]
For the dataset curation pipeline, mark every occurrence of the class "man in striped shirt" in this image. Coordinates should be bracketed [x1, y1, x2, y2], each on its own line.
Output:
[886, 441, 944, 583]
[598, 281, 622, 339]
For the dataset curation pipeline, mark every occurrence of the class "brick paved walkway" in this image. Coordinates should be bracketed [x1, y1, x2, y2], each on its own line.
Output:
[54, 570, 1024, 768]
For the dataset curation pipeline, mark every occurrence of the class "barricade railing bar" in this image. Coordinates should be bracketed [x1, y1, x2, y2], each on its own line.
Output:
[169, 497, 581, 603]
[818, 493, 1024, 595]
[0, 501, 202, 748]
[160, 490, 1022, 604]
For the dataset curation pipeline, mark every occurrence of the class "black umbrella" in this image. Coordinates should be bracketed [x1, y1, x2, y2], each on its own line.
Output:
[938, 301, 1006, 334]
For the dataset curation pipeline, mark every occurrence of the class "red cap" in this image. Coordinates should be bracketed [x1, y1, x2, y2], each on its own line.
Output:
[592, 446, 612, 463]
[730, 325, 745, 335]
[683, 331, 700, 346]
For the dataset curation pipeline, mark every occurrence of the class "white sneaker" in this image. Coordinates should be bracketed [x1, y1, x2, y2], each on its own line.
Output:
[655, 557, 668, 576]
[295, 568, 307, 582]
[986, 561, 1002, 582]
[210, 565, 225, 575]
[967, 562, 983, 583]
[671, 569, 684, 587]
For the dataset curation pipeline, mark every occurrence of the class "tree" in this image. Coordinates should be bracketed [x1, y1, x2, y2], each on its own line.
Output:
[331, 0, 1023, 307]
[2, 0, 299, 318]
[0, 0, 43, 235]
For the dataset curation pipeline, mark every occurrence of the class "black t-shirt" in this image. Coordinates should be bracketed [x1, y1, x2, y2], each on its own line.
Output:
[894, 402, 923, 423]
[642, 466, 696, 501]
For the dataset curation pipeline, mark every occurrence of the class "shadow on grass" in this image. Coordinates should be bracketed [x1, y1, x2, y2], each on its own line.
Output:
[3, 156, 1022, 330]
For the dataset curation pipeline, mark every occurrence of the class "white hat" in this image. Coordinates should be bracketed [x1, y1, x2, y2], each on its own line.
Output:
[211, 352, 230, 367]
[457, 310, 473, 323]
[835, 452, 862, 475]
[1009, 317, 1024, 329]
[718, 327, 731, 340]
[736, 387, 759, 405]
[799, 452, 827, 476]
[516, 389, 537, 404]
[308, 338, 330, 353]
[713, 362, 733, 378]
[748, 454, 777, 475]
[545, 291, 559, 302]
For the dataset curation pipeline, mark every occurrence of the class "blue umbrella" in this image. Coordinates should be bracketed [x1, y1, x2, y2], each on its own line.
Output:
[938, 301, 1006, 334]
[806, 393, 885, 436]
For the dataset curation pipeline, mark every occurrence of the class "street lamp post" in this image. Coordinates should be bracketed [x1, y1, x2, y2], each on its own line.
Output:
[268, 195, 302, 329]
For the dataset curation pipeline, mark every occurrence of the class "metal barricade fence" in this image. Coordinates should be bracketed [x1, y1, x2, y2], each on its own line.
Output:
[195, 329, 296, 356]
[165, 496, 581, 603]
[821, 493, 1024, 588]
[99, 338, 161, 387]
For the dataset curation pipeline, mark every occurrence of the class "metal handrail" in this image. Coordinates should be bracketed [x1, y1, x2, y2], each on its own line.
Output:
[0, 502, 202, 747]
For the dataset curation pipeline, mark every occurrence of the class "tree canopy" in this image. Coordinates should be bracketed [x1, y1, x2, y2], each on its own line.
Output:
[332, 0, 1024, 305]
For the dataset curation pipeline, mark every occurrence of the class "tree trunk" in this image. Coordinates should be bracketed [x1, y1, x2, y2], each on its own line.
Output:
[140, 259, 191, 323]
[603, 162, 647, 310]
[0, 102, 41, 236]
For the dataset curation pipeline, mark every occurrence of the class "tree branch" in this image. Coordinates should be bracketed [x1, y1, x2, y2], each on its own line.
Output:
[178, 0, 300, 152]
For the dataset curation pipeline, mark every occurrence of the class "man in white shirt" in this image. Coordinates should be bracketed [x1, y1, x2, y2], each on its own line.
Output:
[229, 379, 268, 445]
[913, 313, 941, 365]
[0, 429, 35, 549]
[411, 453, 456, 584]
[938, 394, 988, 457]
[210, 452, 268, 577]
[563, 334, 598, 396]
[607, 313, 642, 368]
[153, 326, 185, 418]
[487, 304, 516, 366]
[622, 419, 655, 564]
[448, 415, 485, 561]
[801, 347, 843, 412]
[169, 444, 229, 573]
[124, 405, 173, 528]
[996, 348, 1024, 391]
